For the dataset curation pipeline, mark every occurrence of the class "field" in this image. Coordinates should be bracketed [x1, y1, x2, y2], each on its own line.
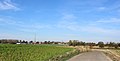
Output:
[0, 44, 74, 61]
[110, 49, 120, 56]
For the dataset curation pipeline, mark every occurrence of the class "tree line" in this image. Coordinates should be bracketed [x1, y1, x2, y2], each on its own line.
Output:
[0, 39, 28, 44]
[0, 39, 66, 44]
[68, 40, 120, 49]
[0, 39, 120, 49]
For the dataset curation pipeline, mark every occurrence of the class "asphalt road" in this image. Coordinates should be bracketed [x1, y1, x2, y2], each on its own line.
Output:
[67, 51, 112, 61]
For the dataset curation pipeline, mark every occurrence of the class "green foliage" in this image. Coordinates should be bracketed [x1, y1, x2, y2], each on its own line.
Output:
[114, 43, 119, 49]
[68, 40, 79, 46]
[68, 40, 73, 46]
[98, 41, 104, 48]
[68, 40, 86, 46]
[49, 49, 80, 61]
[106, 42, 120, 49]
[0, 44, 73, 61]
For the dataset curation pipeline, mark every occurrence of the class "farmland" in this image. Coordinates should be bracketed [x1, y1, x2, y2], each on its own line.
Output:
[0, 44, 74, 61]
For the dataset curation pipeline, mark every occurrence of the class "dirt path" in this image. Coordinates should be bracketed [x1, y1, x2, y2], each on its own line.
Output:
[67, 51, 112, 61]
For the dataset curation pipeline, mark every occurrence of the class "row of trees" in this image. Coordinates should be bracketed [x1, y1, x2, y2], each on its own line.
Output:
[0, 39, 66, 44]
[0, 39, 28, 44]
[1, 39, 120, 49]
[29, 41, 66, 44]
[68, 40, 120, 49]
[96, 42, 120, 49]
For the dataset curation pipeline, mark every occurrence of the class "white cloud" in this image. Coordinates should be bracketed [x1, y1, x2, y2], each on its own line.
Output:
[97, 18, 120, 23]
[0, 33, 34, 41]
[0, 17, 22, 25]
[81, 26, 120, 34]
[0, 33, 21, 40]
[57, 14, 120, 35]
[61, 13, 77, 21]
[57, 13, 80, 31]
[59, 21, 120, 34]
[19, 24, 52, 32]
[97, 7, 106, 10]
[57, 20, 80, 31]
[0, 0, 20, 10]
[0, 16, 52, 32]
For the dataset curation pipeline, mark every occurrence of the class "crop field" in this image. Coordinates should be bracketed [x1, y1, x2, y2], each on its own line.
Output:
[0, 44, 73, 61]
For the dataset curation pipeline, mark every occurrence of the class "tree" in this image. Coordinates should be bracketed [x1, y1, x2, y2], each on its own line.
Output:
[118, 43, 120, 47]
[51, 41, 54, 44]
[87, 42, 96, 49]
[68, 40, 79, 46]
[0, 39, 18, 44]
[72, 40, 78, 46]
[36, 41, 39, 44]
[68, 40, 73, 46]
[25, 41, 28, 44]
[22, 40, 26, 43]
[98, 41, 104, 48]
[78, 41, 86, 46]
[29, 41, 33, 44]
[48, 41, 51, 44]
[114, 43, 119, 49]
[0, 40, 1, 43]
[44, 41, 48, 44]
[108, 42, 115, 48]
[19, 40, 22, 43]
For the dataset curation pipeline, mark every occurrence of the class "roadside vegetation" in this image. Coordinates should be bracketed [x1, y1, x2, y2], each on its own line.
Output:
[68, 40, 120, 49]
[68, 40, 120, 61]
[103, 49, 120, 61]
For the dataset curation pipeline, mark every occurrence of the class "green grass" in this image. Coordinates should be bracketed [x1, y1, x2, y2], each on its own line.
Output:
[0, 44, 73, 61]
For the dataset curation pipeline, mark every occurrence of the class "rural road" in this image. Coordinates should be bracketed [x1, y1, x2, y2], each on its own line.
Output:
[67, 51, 112, 61]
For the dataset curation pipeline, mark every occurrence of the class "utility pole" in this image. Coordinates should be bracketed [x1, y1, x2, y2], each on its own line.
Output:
[34, 33, 36, 42]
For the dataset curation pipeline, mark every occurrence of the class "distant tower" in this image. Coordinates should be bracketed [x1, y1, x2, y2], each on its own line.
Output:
[34, 33, 36, 42]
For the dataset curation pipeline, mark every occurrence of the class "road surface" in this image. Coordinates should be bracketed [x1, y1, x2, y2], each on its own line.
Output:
[67, 51, 112, 61]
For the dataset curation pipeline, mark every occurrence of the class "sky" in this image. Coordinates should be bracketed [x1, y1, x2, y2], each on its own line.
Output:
[0, 0, 120, 42]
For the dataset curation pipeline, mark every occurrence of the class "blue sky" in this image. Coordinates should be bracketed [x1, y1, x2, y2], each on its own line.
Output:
[0, 0, 120, 42]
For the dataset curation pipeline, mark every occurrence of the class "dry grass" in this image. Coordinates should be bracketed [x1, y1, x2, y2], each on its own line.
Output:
[110, 49, 120, 57]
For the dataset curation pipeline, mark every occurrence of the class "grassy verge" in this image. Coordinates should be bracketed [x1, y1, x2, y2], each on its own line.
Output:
[49, 49, 80, 61]
[103, 49, 120, 61]
[49, 46, 91, 61]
